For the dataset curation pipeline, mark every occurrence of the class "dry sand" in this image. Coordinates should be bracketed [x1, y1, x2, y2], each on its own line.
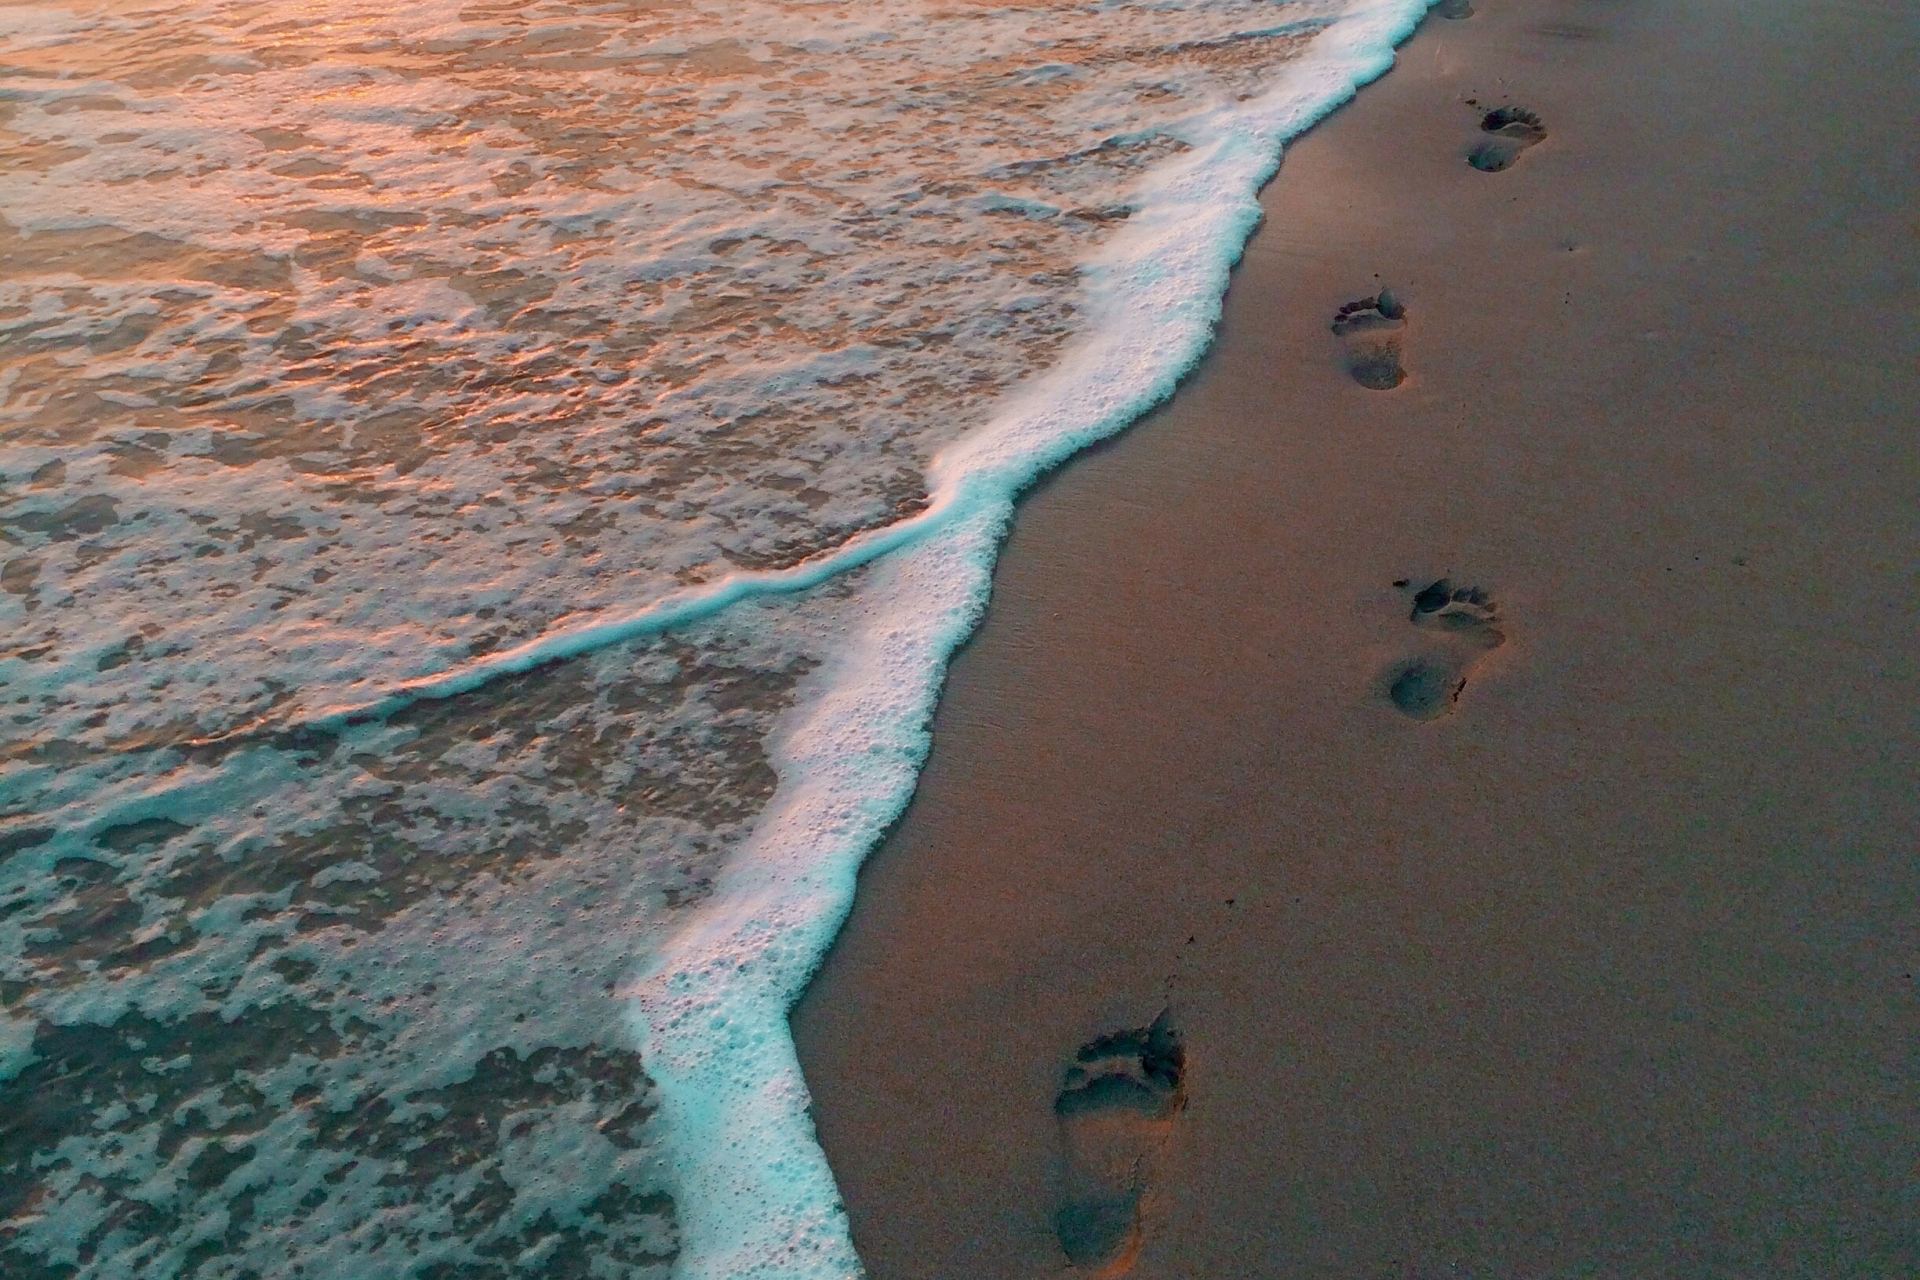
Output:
[792, 1, 1919, 1276]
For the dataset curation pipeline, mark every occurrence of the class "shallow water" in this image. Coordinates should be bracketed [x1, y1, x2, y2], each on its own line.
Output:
[0, 1, 1425, 1275]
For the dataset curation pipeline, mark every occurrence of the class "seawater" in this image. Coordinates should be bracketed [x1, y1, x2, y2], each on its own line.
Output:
[0, 1, 1431, 1275]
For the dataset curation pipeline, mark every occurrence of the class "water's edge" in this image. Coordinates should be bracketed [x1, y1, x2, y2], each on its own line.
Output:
[618, 5, 1436, 1276]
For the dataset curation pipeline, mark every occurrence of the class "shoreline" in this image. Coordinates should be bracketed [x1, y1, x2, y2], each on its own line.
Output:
[793, 0, 1919, 1276]
[619, 10, 1447, 1273]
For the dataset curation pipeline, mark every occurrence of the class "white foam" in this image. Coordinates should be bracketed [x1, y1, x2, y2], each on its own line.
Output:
[1, 1, 1436, 1274]
[628, 2, 1434, 1275]
[631, 506, 1003, 1280]
[0, 1013, 35, 1083]
[1, 0, 1408, 770]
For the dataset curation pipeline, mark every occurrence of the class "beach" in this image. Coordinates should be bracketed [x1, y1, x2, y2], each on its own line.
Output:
[4, 4, 1457, 1274]
[1, 0, 1912, 1274]
[792, 0, 1919, 1276]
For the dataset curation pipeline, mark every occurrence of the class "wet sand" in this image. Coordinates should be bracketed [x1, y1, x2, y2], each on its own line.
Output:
[792, 1, 1919, 1277]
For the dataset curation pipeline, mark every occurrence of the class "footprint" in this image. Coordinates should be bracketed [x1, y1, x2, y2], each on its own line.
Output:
[1384, 578, 1507, 720]
[1467, 106, 1547, 172]
[1331, 288, 1408, 390]
[1054, 1012, 1186, 1275]
[1436, 0, 1474, 18]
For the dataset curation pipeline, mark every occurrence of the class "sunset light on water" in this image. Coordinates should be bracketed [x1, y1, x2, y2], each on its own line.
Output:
[6, 1, 1916, 1277]
[0, 2, 1427, 1274]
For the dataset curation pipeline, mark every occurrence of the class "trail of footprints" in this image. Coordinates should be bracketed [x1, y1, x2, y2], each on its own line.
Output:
[1330, 92, 1550, 389]
[1043, 587, 1509, 1271]
[1330, 25, 1539, 714]
[1048, 19, 1541, 1274]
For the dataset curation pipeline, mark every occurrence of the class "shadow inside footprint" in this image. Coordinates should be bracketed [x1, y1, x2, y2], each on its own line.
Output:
[1410, 577, 1506, 648]
[1467, 106, 1547, 172]
[1436, 0, 1474, 17]
[1331, 288, 1408, 390]
[1389, 657, 1466, 721]
[1055, 1012, 1185, 1275]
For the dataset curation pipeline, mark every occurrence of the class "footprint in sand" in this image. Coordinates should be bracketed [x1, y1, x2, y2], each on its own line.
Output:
[1436, 0, 1474, 18]
[1468, 106, 1547, 172]
[1385, 578, 1507, 720]
[1331, 288, 1408, 390]
[1054, 1012, 1186, 1276]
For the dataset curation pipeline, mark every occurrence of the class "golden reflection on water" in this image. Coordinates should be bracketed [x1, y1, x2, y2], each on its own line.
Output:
[0, 1, 1340, 1275]
[3, 0, 1325, 757]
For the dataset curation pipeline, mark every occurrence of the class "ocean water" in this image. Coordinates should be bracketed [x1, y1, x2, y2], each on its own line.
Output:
[0, 1, 1429, 1275]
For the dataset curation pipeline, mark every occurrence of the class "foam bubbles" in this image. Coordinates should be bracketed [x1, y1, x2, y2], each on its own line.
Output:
[2, 0, 1432, 1275]
[631, 3, 1434, 1273]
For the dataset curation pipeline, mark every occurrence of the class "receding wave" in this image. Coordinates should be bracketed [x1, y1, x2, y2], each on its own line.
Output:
[0, 1, 1429, 1276]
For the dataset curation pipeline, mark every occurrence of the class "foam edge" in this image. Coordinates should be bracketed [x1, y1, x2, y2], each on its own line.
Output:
[625, 3, 1438, 1276]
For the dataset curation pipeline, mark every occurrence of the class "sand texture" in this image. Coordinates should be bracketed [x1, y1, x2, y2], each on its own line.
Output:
[792, 0, 1919, 1276]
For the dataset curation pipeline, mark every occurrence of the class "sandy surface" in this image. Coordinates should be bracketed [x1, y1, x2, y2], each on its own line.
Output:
[792, 1, 1919, 1277]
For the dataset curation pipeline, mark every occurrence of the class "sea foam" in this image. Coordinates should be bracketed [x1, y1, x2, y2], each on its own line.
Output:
[1, 1, 1433, 1276]
[629, 3, 1435, 1274]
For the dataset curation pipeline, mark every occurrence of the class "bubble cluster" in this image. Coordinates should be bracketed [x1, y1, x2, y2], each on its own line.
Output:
[4, 0, 1339, 752]
[0, 0, 1419, 1274]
